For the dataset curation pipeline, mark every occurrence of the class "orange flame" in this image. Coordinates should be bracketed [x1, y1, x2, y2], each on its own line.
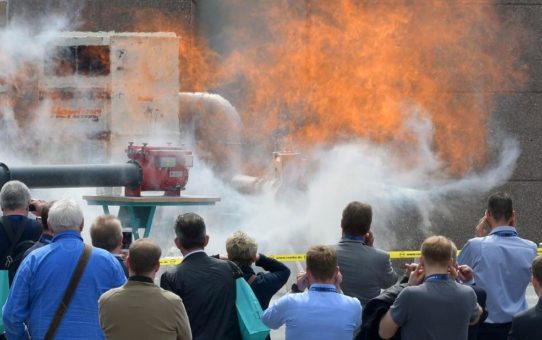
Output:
[111, 1, 528, 175]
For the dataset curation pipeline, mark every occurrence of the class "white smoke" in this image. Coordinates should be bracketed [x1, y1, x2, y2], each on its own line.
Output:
[178, 111, 520, 255]
[0, 17, 72, 164]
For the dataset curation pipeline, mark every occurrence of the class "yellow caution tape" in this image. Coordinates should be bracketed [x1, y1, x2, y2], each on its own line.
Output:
[268, 254, 306, 261]
[160, 257, 182, 266]
[388, 251, 421, 259]
[159, 248, 542, 265]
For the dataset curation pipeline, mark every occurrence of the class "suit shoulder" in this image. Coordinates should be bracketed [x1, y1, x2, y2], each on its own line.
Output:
[99, 285, 124, 303]
[159, 287, 183, 303]
[372, 247, 391, 258]
[513, 305, 536, 321]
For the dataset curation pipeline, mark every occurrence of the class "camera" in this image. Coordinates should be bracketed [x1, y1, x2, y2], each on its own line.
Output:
[121, 230, 133, 250]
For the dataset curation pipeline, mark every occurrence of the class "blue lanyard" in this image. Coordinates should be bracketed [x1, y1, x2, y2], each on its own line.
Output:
[424, 274, 449, 282]
[310, 286, 337, 293]
[493, 230, 517, 237]
[342, 234, 366, 244]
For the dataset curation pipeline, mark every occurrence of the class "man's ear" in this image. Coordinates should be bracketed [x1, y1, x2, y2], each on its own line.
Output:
[154, 262, 160, 273]
[174, 237, 182, 250]
[509, 210, 516, 226]
[79, 219, 84, 232]
[203, 235, 210, 247]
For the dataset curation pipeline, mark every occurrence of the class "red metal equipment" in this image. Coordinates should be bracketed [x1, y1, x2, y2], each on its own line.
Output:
[125, 143, 193, 197]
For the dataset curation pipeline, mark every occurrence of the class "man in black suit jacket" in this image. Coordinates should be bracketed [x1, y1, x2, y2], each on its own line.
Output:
[508, 255, 542, 340]
[160, 213, 241, 340]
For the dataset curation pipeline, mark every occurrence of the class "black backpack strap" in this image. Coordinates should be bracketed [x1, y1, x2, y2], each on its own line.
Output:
[44, 244, 92, 340]
[1, 216, 29, 267]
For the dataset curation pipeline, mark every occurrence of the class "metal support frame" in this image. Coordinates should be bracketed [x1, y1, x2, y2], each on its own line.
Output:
[83, 195, 220, 239]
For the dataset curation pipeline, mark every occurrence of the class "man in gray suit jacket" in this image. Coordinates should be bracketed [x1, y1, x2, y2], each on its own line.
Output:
[335, 201, 397, 306]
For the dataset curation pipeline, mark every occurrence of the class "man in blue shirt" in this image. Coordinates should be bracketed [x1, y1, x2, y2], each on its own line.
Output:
[262, 245, 362, 340]
[2, 199, 126, 339]
[458, 192, 537, 340]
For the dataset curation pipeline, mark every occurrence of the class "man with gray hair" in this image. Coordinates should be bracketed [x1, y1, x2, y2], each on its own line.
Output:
[0, 180, 42, 284]
[2, 199, 126, 340]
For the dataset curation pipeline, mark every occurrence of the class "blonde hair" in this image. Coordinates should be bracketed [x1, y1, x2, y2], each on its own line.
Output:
[306, 245, 338, 281]
[421, 235, 453, 267]
[226, 230, 258, 266]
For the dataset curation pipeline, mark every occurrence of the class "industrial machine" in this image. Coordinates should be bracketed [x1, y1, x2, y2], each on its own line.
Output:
[0, 143, 193, 197]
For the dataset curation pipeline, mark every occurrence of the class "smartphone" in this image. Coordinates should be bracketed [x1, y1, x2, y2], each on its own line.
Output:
[122, 231, 133, 250]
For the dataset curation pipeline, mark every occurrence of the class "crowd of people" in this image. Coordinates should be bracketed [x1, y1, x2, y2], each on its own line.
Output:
[0, 179, 540, 340]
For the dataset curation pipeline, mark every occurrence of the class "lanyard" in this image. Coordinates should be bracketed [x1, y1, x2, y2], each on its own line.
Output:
[342, 234, 366, 245]
[310, 286, 337, 293]
[424, 274, 449, 282]
[493, 230, 517, 237]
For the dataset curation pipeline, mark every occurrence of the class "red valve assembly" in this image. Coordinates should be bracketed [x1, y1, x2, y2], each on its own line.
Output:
[125, 143, 194, 197]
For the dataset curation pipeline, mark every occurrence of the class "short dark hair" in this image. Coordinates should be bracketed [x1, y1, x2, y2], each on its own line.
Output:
[421, 235, 453, 267]
[90, 215, 122, 252]
[306, 245, 337, 281]
[40, 201, 56, 232]
[175, 213, 206, 249]
[487, 192, 513, 222]
[532, 256, 542, 283]
[341, 201, 372, 236]
[128, 238, 162, 275]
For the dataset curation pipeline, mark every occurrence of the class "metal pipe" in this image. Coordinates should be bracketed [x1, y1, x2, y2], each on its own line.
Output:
[0, 162, 142, 189]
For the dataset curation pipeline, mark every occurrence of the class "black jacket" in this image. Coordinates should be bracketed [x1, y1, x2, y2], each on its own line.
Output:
[240, 254, 290, 310]
[356, 282, 408, 340]
[508, 299, 542, 340]
[357, 279, 487, 340]
[0, 215, 41, 284]
[160, 251, 242, 340]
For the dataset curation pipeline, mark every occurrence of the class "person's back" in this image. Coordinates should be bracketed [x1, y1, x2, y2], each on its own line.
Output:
[268, 285, 361, 340]
[461, 232, 536, 322]
[12, 239, 126, 338]
[160, 212, 240, 340]
[336, 202, 396, 305]
[263, 245, 362, 340]
[391, 279, 478, 340]
[457, 192, 537, 339]
[161, 253, 239, 339]
[379, 236, 481, 340]
[337, 240, 396, 305]
[100, 239, 191, 340]
[2, 199, 126, 340]
[224, 230, 291, 310]
[0, 181, 43, 282]
[508, 255, 542, 340]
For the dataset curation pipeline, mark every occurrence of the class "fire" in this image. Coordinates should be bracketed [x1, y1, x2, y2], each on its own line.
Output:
[184, 1, 528, 175]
